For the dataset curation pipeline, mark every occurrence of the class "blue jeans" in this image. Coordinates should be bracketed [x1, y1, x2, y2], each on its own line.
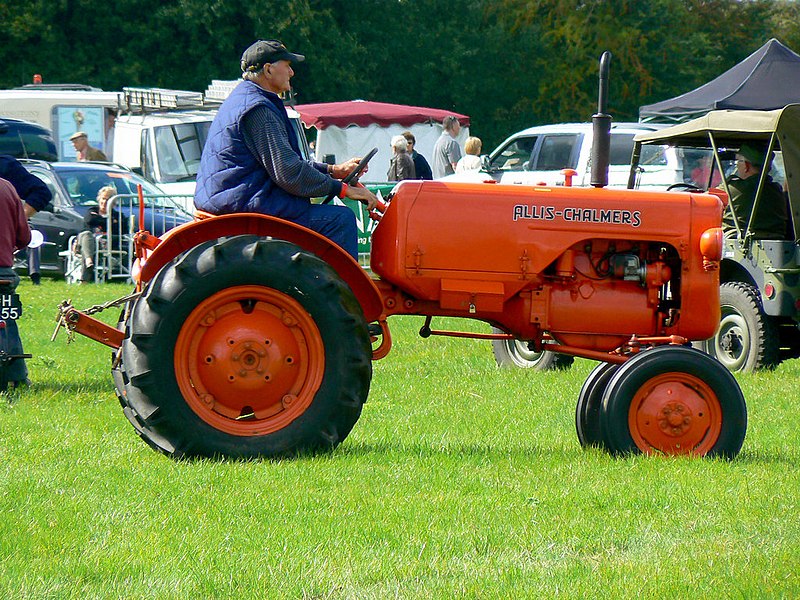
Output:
[0, 267, 28, 383]
[303, 203, 358, 260]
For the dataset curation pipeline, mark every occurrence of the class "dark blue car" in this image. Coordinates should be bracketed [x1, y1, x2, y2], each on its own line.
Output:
[20, 160, 192, 277]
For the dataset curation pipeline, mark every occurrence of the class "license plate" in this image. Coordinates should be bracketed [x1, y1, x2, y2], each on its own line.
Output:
[0, 293, 22, 320]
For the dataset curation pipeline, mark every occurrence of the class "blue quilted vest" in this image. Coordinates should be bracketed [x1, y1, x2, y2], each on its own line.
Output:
[194, 81, 310, 220]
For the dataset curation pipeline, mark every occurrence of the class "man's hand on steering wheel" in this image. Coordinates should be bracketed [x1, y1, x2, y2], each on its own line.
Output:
[330, 157, 369, 180]
[323, 147, 379, 205]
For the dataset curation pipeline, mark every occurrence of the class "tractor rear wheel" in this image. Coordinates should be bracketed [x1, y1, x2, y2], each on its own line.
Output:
[575, 362, 618, 448]
[599, 346, 746, 458]
[491, 328, 574, 370]
[118, 235, 372, 459]
[700, 281, 779, 373]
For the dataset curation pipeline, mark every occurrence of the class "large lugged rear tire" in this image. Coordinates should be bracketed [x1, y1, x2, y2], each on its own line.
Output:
[118, 235, 372, 459]
[491, 328, 574, 371]
[599, 346, 746, 459]
[700, 281, 779, 373]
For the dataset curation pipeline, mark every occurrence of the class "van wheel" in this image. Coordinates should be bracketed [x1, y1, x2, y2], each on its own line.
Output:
[700, 281, 779, 373]
[118, 235, 371, 459]
[491, 328, 574, 370]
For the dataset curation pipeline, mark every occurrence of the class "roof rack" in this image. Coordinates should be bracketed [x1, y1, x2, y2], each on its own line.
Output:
[202, 79, 297, 105]
[203, 80, 243, 102]
[14, 83, 104, 91]
[121, 87, 218, 114]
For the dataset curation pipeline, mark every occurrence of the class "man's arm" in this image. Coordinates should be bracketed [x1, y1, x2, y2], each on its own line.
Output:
[447, 139, 462, 172]
[0, 157, 52, 215]
[242, 107, 341, 199]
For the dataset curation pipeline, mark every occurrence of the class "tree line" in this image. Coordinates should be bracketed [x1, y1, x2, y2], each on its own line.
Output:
[2, 0, 798, 150]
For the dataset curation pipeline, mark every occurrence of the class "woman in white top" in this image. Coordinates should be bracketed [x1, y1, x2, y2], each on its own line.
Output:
[455, 136, 482, 172]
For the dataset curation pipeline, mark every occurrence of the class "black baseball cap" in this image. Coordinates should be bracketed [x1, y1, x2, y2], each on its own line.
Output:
[240, 40, 305, 72]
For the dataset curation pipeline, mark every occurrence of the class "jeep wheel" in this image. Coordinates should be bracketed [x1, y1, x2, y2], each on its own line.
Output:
[491, 328, 574, 370]
[118, 235, 372, 459]
[600, 346, 746, 458]
[701, 281, 779, 373]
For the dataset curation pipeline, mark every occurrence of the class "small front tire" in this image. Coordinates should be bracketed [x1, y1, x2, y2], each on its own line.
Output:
[600, 346, 746, 458]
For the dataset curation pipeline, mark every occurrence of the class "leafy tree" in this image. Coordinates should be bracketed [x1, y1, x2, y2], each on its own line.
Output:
[2, 0, 799, 151]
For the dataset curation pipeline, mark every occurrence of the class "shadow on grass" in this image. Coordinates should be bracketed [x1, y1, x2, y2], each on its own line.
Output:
[30, 376, 116, 395]
[343, 441, 799, 467]
[736, 448, 800, 467]
[341, 440, 580, 462]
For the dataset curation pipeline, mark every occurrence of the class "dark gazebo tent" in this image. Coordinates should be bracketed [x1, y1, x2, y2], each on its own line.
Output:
[639, 39, 800, 123]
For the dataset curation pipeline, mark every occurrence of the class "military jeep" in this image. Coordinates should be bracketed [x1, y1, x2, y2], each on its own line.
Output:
[630, 105, 800, 372]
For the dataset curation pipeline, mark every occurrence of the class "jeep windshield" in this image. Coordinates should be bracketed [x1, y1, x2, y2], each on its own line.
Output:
[630, 104, 800, 240]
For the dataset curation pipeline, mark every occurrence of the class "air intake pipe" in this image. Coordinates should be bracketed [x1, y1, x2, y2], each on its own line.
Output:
[590, 51, 612, 188]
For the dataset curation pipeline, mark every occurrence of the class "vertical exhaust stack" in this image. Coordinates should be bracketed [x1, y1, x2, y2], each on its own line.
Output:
[590, 51, 612, 188]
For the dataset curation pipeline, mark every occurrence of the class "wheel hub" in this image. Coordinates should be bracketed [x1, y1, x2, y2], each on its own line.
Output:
[175, 286, 325, 436]
[629, 374, 720, 455]
[658, 401, 693, 437]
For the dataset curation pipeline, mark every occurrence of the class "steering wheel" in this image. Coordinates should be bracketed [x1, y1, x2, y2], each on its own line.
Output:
[667, 182, 703, 192]
[322, 147, 379, 204]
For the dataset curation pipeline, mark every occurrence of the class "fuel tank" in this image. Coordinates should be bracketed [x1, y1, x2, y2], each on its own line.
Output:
[371, 180, 722, 348]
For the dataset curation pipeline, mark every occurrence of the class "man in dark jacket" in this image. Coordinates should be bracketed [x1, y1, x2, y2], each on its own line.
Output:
[723, 143, 788, 239]
[401, 131, 433, 180]
[0, 155, 52, 284]
[194, 39, 378, 260]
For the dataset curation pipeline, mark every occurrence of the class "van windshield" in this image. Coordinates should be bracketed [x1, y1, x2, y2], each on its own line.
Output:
[153, 122, 211, 183]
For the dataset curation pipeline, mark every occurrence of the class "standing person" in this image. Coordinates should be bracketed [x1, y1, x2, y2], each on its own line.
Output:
[0, 177, 32, 388]
[432, 115, 463, 178]
[456, 136, 482, 172]
[76, 185, 119, 283]
[194, 39, 378, 260]
[401, 131, 433, 180]
[723, 143, 788, 239]
[104, 110, 117, 162]
[69, 131, 107, 162]
[386, 135, 416, 181]
[0, 155, 52, 284]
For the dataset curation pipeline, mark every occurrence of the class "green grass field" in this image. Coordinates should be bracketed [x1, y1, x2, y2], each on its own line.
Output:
[1, 279, 798, 599]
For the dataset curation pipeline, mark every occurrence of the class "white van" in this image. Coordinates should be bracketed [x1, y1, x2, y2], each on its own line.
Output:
[0, 82, 311, 212]
[444, 122, 680, 189]
[0, 85, 120, 160]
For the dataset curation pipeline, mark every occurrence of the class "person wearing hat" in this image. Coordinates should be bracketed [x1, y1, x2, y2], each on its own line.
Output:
[70, 131, 107, 162]
[723, 142, 788, 239]
[194, 39, 378, 260]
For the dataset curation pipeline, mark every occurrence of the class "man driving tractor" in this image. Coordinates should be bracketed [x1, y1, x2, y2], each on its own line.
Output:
[194, 39, 378, 260]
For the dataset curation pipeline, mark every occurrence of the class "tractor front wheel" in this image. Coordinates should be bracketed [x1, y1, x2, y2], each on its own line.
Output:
[599, 346, 746, 458]
[118, 235, 372, 459]
[575, 362, 618, 448]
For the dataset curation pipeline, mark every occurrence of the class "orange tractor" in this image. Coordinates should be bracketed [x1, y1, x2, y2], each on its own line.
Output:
[54, 54, 747, 460]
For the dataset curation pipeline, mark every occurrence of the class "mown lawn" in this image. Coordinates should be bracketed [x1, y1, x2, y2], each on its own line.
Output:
[1, 279, 798, 599]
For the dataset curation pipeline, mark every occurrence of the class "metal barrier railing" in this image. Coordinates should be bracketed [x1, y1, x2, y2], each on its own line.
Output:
[101, 193, 193, 283]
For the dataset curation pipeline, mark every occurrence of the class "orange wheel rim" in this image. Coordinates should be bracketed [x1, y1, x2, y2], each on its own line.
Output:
[174, 285, 324, 436]
[628, 373, 722, 456]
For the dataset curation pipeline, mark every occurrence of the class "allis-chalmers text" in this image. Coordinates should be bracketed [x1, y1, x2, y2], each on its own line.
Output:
[513, 204, 641, 227]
